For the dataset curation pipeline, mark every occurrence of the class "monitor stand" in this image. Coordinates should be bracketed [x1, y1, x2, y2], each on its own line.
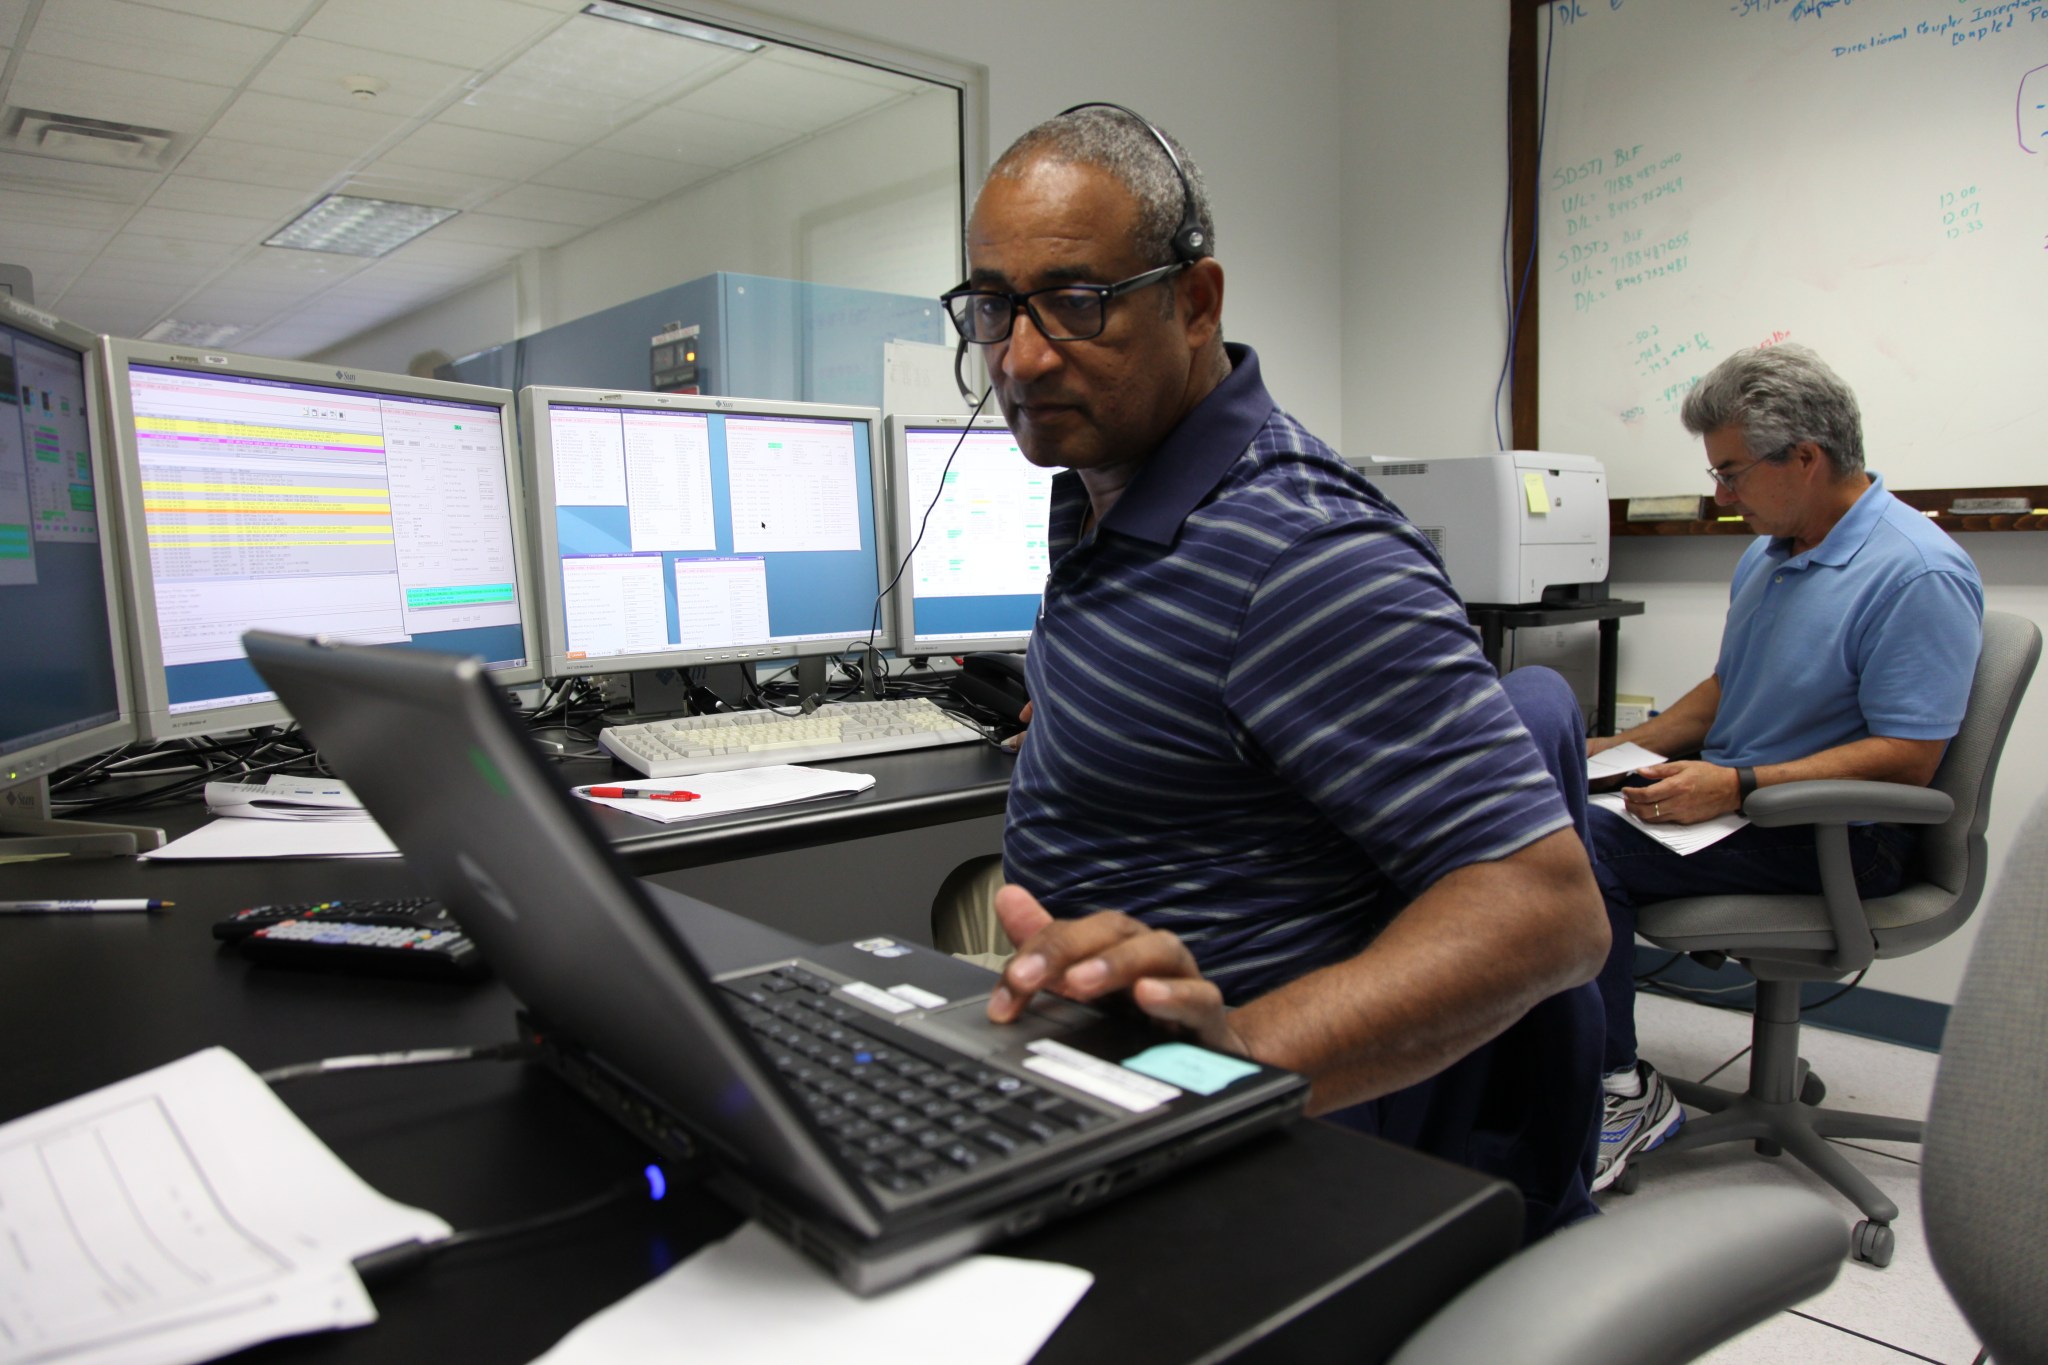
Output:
[0, 777, 166, 860]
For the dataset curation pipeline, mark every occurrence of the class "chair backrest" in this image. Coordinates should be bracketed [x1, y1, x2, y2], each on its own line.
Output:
[1923, 789, 2048, 1362]
[1912, 610, 2041, 899]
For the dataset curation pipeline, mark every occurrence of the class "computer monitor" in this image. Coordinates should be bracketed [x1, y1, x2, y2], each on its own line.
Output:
[886, 413, 1049, 657]
[520, 387, 892, 683]
[103, 341, 541, 741]
[0, 297, 135, 792]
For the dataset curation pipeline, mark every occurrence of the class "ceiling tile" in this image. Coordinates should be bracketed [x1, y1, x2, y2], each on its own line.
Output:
[682, 59, 902, 133]
[9, 51, 235, 128]
[14, 259, 94, 303]
[175, 136, 355, 192]
[210, 90, 409, 158]
[0, 0, 28, 41]
[528, 146, 714, 201]
[425, 212, 579, 251]
[300, 0, 562, 70]
[147, 175, 309, 220]
[123, 0, 308, 32]
[55, 278, 190, 316]
[594, 105, 787, 170]
[50, 296, 175, 337]
[160, 287, 295, 327]
[0, 219, 117, 254]
[248, 36, 477, 121]
[123, 204, 273, 245]
[0, 151, 159, 205]
[381, 123, 575, 181]
[27, 0, 278, 86]
[476, 181, 641, 228]
[765, 45, 928, 93]
[97, 232, 245, 267]
[0, 183, 141, 228]
[342, 165, 507, 211]
[75, 246, 214, 276]
[382, 235, 517, 269]
[441, 13, 738, 144]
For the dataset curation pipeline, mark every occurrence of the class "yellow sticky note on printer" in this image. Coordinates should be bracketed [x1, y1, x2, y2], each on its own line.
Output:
[1523, 471, 1550, 514]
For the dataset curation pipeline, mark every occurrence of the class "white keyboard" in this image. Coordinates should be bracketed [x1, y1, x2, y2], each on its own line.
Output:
[598, 697, 985, 777]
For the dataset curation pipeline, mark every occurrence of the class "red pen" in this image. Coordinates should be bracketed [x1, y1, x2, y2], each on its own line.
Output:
[584, 786, 701, 802]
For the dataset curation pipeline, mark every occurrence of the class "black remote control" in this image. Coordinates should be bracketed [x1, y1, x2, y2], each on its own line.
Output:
[214, 898, 488, 981]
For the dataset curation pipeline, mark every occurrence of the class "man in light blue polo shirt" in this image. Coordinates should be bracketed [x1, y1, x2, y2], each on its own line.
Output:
[1585, 343, 1983, 1191]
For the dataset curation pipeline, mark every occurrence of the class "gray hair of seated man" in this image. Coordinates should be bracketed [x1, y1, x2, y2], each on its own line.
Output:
[1680, 342, 1865, 479]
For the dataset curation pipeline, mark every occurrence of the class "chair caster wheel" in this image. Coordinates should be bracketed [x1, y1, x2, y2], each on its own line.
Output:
[1756, 1139, 1783, 1157]
[1801, 1072, 1827, 1106]
[1852, 1219, 1895, 1267]
[1613, 1163, 1641, 1195]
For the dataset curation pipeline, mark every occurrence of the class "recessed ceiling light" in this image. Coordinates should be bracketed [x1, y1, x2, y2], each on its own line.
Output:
[264, 195, 457, 258]
[580, 2, 764, 50]
[141, 319, 245, 347]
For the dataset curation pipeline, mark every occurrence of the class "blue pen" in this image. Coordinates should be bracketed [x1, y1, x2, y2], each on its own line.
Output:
[0, 899, 173, 914]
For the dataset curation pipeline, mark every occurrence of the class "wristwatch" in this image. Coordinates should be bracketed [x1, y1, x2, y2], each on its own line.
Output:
[1736, 766, 1758, 803]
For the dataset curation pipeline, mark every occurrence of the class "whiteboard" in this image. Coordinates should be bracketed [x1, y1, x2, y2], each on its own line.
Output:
[1533, 0, 2047, 498]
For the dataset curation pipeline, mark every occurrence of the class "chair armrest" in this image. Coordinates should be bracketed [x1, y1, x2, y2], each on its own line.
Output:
[1744, 779, 1953, 828]
[1388, 1188, 1845, 1365]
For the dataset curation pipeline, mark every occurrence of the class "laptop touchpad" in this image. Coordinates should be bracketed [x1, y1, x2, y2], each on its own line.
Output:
[901, 995, 1097, 1058]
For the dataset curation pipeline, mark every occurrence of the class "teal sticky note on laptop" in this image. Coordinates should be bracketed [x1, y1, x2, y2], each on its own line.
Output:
[1122, 1042, 1261, 1096]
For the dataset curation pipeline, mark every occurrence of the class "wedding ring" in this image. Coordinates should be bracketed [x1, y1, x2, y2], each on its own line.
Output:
[1654, 803, 1661, 817]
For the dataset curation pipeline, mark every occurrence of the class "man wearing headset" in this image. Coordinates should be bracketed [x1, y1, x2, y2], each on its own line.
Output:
[950, 106, 1611, 1240]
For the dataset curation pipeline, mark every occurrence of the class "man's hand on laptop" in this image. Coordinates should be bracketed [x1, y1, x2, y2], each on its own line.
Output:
[986, 884, 1249, 1057]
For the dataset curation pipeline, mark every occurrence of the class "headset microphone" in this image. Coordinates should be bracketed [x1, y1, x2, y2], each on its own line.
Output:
[1055, 102, 1210, 264]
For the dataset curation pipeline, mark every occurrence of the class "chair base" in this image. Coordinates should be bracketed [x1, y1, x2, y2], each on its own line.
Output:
[1638, 980, 1922, 1242]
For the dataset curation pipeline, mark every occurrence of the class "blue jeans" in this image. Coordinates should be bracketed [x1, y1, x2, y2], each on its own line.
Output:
[1592, 808, 1915, 1075]
[1325, 666, 1605, 1244]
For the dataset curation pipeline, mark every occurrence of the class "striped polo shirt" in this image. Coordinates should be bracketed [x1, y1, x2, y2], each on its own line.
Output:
[1004, 345, 1570, 1005]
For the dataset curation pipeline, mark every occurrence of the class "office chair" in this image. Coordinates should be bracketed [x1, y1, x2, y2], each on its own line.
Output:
[1392, 787, 2048, 1365]
[1922, 787, 2048, 1363]
[1624, 609, 2040, 1266]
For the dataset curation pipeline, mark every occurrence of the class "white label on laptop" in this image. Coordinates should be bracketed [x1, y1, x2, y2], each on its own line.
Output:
[1024, 1039, 1181, 1112]
[887, 983, 949, 1010]
[840, 980, 915, 1014]
[851, 936, 913, 959]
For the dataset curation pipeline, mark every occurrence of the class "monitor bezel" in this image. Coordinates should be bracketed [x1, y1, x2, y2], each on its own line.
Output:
[520, 385, 896, 680]
[0, 296, 138, 782]
[885, 412, 1041, 659]
[102, 338, 542, 743]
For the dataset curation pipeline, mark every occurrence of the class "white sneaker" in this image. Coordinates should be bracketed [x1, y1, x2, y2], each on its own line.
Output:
[1592, 1062, 1683, 1193]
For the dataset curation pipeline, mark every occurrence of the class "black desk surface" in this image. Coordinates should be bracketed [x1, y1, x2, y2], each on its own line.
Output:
[1, 855, 1522, 1362]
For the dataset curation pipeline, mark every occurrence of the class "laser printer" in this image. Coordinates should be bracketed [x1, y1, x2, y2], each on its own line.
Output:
[1359, 451, 1609, 606]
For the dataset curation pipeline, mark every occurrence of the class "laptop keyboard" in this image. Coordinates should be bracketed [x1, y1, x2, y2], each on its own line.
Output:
[723, 966, 1113, 1193]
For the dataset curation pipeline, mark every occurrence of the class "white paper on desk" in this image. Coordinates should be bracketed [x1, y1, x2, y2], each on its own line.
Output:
[141, 816, 398, 860]
[1591, 791, 1748, 855]
[204, 777, 370, 821]
[0, 1047, 449, 1365]
[531, 1221, 1091, 1365]
[577, 766, 877, 824]
[1587, 741, 1668, 782]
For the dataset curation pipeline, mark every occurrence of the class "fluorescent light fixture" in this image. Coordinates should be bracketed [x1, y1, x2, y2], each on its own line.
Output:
[580, 2, 764, 50]
[265, 194, 458, 258]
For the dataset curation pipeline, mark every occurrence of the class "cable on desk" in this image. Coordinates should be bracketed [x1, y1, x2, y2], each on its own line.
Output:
[259, 1041, 538, 1086]
[352, 1178, 654, 1287]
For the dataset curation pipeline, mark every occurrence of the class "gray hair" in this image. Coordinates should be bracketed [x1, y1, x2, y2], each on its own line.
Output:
[1679, 343, 1865, 478]
[983, 106, 1215, 268]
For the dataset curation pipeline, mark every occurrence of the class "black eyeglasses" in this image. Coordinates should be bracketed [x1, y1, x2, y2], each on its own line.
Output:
[1706, 445, 1793, 490]
[940, 262, 1188, 344]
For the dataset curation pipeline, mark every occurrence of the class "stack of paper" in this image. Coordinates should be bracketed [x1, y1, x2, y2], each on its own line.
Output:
[1586, 741, 1667, 782]
[533, 1222, 1091, 1365]
[576, 767, 878, 824]
[0, 1048, 449, 1365]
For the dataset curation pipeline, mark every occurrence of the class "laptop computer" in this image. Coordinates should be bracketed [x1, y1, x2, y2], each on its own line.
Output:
[243, 631, 1308, 1294]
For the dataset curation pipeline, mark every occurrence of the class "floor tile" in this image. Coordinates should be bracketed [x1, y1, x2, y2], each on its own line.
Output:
[1699, 1310, 1955, 1364]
